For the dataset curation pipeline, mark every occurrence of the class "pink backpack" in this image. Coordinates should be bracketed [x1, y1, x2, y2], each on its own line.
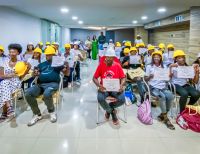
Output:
[137, 99, 153, 125]
[176, 107, 200, 133]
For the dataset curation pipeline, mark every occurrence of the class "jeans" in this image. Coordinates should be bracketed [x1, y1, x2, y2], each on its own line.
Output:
[175, 84, 200, 113]
[22, 77, 34, 89]
[75, 61, 80, 80]
[97, 91, 125, 113]
[87, 49, 91, 59]
[136, 80, 146, 102]
[25, 82, 59, 115]
[151, 88, 174, 113]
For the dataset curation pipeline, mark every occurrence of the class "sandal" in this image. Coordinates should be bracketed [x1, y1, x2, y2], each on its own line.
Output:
[0, 113, 8, 123]
[164, 118, 175, 130]
[157, 113, 165, 122]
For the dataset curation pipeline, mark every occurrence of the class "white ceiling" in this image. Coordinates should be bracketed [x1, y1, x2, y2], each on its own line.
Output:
[1, 0, 200, 28]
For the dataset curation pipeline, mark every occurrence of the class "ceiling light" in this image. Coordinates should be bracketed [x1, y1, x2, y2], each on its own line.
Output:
[158, 7, 166, 13]
[132, 20, 138, 24]
[72, 16, 78, 20]
[141, 16, 148, 20]
[60, 8, 69, 13]
[78, 20, 83, 24]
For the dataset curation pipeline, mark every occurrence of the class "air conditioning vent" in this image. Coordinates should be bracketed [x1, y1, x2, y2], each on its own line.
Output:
[175, 15, 183, 22]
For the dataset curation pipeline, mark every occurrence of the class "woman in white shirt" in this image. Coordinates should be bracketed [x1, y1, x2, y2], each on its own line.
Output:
[169, 50, 199, 113]
[144, 45, 155, 67]
[23, 42, 34, 61]
[145, 51, 175, 130]
[0, 45, 9, 82]
[163, 44, 175, 67]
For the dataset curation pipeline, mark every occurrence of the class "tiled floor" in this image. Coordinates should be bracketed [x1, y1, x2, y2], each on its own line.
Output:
[0, 60, 200, 154]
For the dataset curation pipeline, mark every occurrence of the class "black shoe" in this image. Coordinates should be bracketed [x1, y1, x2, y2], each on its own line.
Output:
[111, 110, 119, 125]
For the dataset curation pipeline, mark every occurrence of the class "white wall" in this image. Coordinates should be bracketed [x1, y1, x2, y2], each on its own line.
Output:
[61, 27, 71, 47]
[0, 7, 42, 54]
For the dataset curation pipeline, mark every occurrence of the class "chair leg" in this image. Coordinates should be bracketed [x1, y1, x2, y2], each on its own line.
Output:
[123, 103, 127, 123]
[14, 96, 17, 117]
[96, 102, 100, 125]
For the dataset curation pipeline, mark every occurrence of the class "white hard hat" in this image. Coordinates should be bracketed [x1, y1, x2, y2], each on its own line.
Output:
[137, 34, 141, 37]
[109, 39, 113, 42]
[28, 42, 34, 45]
[74, 41, 80, 45]
[105, 48, 116, 57]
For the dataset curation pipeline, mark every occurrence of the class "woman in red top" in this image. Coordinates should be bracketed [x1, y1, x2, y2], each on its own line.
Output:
[93, 48, 126, 125]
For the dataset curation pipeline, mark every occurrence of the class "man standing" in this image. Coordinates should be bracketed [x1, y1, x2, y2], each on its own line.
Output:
[93, 48, 126, 125]
[98, 32, 106, 45]
[85, 36, 92, 59]
[135, 35, 143, 45]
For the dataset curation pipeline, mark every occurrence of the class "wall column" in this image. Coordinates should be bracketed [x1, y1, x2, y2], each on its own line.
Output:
[134, 26, 148, 44]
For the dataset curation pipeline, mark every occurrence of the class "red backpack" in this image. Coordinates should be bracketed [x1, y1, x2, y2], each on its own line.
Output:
[176, 106, 200, 133]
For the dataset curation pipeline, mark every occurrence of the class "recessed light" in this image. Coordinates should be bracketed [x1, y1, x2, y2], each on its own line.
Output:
[141, 16, 148, 20]
[72, 16, 78, 20]
[158, 7, 166, 13]
[60, 8, 69, 13]
[132, 20, 138, 24]
[78, 20, 83, 24]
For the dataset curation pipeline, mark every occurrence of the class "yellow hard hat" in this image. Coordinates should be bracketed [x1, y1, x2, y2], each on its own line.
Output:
[46, 42, 51, 45]
[167, 44, 174, 49]
[38, 42, 43, 46]
[52, 42, 56, 45]
[152, 51, 163, 59]
[44, 46, 56, 55]
[173, 50, 186, 58]
[64, 43, 71, 48]
[34, 47, 42, 54]
[136, 44, 140, 48]
[139, 42, 145, 47]
[14, 62, 28, 77]
[0, 45, 4, 52]
[115, 42, 121, 47]
[148, 46, 155, 51]
[130, 47, 137, 52]
[159, 43, 165, 49]
[125, 41, 131, 47]
[124, 48, 130, 54]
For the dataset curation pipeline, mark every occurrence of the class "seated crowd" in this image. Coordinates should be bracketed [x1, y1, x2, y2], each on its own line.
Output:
[0, 35, 200, 130]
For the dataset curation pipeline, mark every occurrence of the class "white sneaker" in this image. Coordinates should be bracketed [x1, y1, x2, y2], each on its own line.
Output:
[68, 83, 72, 88]
[50, 112, 57, 123]
[27, 115, 42, 127]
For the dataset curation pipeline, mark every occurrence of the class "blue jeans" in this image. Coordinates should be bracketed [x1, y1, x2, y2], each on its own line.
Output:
[97, 91, 125, 113]
[151, 88, 174, 113]
[175, 84, 200, 112]
[25, 82, 59, 115]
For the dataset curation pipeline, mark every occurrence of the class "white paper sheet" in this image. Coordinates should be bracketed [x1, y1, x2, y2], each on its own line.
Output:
[139, 48, 147, 55]
[28, 59, 39, 69]
[129, 55, 140, 64]
[153, 67, 170, 81]
[177, 66, 195, 79]
[24, 54, 33, 61]
[103, 79, 120, 92]
[51, 56, 65, 67]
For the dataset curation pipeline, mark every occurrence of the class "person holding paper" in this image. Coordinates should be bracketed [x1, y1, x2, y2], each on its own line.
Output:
[121, 48, 130, 68]
[25, 46, 68, 126]
[170, 50, 200, 113]
[163, 44, 175, 67]
[71, 41, 84, 83]
[145, 51, 175, 130]
[93, 48, 126, 125]
[144, 46, 155, 68]
[22, 47, 43, 89]
[63, 43, 75, 88]
[0, 45, 9, 82]
[115, 42, 122, 59]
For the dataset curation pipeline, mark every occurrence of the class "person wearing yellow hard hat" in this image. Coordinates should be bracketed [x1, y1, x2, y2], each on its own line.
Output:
[46, 42, 51, 48]
[25, 45, 69, 126]
[63, 43, 74, 88]
[115, 42, 122, 59]
[23, 42, 35, 61]
[145, 50, 175, 130]
[144, 46, 155, 66]
[120, 41, 131, 58]
[0, 43, 30, 120]
[169, 50, 200, 113]
[37, 42, 44, 52]
[163, 44, 175, 67]
[129, 47, 143, 69]
[52, 42, 60, 55]
[121, 48, 130, 69]
[158, 43, 166, 53]
[0, 45, 9, 67]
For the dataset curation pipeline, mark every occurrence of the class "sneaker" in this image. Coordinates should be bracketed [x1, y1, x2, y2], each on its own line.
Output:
[68, 83, 72, 88]
[105, 112, 110, 120]
[0, 113, 8, 123]
[27, 115, 42, 127]
[111, 110, 119, 125]
[50, 112, 57, 123]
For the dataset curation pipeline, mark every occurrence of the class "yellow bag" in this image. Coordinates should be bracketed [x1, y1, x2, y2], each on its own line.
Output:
[127, 68, 145, 79]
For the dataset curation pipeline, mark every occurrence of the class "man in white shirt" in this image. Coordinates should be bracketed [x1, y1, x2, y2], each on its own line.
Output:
[135, 35, 143, 44]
